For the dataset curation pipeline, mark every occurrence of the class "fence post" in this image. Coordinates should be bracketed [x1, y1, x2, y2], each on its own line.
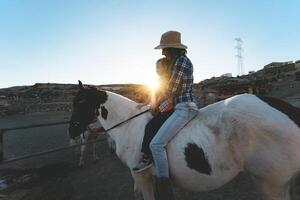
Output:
[0, 129, 4, 162]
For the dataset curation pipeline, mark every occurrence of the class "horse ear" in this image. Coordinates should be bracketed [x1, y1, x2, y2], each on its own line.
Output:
[78, 80, 84, 90]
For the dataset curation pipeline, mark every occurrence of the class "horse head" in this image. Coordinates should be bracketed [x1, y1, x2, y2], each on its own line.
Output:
[68, 80, 107, 138]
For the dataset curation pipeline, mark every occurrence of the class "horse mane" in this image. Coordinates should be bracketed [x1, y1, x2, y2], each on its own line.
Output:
[257, 96, 300, 128]
[107, 91, 138, 105]
[105, 91, 142, 115]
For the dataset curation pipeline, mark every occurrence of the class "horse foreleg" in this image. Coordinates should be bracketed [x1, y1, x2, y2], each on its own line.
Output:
[262, 180, 290, 200]
[79, 135, 86, 167]
[133, 182, 143, 200]
[92, 142, 99, 162]
[131, 171, 155, 200]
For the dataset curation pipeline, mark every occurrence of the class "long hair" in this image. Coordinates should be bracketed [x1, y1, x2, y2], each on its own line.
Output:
[164, 48, 187, 78]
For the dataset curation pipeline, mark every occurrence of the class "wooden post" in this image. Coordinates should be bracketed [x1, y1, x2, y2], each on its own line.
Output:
[0, 129, 4, 162]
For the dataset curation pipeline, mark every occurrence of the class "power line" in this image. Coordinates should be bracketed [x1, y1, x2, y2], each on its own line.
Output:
[235, 38, 244, 76]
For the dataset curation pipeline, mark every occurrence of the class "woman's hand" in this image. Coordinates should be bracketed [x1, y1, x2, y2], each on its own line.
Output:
[150, 105, 159, 116]
[136, 103, 148, 109]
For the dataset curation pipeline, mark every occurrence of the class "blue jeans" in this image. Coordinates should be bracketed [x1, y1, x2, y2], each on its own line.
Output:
[149, 102, 198, 178]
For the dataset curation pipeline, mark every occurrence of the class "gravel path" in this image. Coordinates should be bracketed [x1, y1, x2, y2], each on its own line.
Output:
[0, 113, 263, 200]
[0, 141, 263, 200]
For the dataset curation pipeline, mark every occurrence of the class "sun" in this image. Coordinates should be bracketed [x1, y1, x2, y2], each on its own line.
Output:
[148, 80, 159, 92]
[146, 78, 160, 93]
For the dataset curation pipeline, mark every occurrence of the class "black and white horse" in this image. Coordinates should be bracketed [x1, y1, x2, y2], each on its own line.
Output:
[69, 81, 300, 200]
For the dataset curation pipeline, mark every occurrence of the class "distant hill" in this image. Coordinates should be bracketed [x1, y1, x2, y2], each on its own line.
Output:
[0, 83, 151, 116]
[194, 60, 300, 108]
[1, 60, 299, 116]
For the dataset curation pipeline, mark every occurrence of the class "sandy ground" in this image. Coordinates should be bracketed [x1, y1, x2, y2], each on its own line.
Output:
[0, 141, 263, 200]
[0, 112, 264, 200]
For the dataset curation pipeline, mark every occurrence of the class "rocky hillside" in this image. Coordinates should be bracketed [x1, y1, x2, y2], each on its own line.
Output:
[0, 60, 299, 116]
[0, 83, 151, 116]
[195, 60, 300, 108]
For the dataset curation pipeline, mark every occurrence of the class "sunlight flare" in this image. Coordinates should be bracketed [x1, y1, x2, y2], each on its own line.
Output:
[147, 79, 160, 93]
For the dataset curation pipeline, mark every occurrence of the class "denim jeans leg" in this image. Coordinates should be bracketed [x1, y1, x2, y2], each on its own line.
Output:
[150, 103, 198, 178]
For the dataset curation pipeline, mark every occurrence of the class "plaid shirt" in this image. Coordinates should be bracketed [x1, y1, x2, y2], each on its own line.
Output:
[166, 55, 196, 104]
[156, 77, 174, 113]
[158, 98, 174, 112]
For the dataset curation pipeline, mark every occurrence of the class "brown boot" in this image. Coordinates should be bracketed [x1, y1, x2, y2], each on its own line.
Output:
[155, 177, 175, 200]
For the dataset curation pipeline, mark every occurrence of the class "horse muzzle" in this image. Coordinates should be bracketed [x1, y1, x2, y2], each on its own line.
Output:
[68, 121, 85, 139]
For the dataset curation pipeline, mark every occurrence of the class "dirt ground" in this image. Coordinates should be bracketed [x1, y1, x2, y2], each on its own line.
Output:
[0, 140, 264, 200]
[0, 113, 263, 200]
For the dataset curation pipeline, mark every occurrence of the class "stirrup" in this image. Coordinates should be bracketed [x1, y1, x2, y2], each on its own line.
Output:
[133, 157, 153, 173]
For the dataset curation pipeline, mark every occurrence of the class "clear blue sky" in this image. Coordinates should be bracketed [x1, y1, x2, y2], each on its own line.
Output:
[0, 0, 299, 89]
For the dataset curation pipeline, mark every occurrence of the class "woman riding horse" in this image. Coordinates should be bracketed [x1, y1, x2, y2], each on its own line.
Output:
[137, 31, 198, 199]
[133, 57, 175, 173]
[69, 81, 300, 200]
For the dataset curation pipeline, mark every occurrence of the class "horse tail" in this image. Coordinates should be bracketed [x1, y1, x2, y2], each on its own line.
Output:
[257, 96, 300, 128]
[286, 171, 300, 200]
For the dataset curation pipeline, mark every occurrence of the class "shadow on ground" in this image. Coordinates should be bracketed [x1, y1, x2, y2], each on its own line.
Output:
[0, 140, 264, 200]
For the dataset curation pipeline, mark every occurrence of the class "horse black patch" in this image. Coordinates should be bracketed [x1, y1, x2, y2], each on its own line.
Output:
[184, 143, 212, 175]
[101, 106, 108, 120]
[258, 96, 300, 128]
[98, 90, 108, 105]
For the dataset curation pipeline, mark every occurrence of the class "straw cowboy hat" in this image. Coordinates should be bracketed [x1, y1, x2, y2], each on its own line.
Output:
[154, 31, 187, 50]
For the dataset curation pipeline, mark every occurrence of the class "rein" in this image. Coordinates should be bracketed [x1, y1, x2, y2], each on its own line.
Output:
[103, 109, 150, 132]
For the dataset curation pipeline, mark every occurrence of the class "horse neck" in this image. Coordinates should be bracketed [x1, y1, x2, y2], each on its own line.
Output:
[102, 91, 140, 127]
[99, 91, 150, 166]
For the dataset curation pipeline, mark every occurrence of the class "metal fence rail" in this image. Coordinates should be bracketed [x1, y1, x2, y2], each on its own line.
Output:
[0, 121, 70, 132]
[0, 120, 105, 164]
[1, 137, 107, 164]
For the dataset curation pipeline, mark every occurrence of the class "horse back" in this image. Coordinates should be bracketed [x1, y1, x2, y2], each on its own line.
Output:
[257, 95, 300, 128]
[165, 94, 300, 190]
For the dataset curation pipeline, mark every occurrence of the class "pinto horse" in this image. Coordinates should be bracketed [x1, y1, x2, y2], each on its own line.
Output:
[69, 81, 300, 200]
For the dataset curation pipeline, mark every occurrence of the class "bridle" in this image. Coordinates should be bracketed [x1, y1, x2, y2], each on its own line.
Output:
[73, 88, 150, 134]
[102, 109, 150, 132]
